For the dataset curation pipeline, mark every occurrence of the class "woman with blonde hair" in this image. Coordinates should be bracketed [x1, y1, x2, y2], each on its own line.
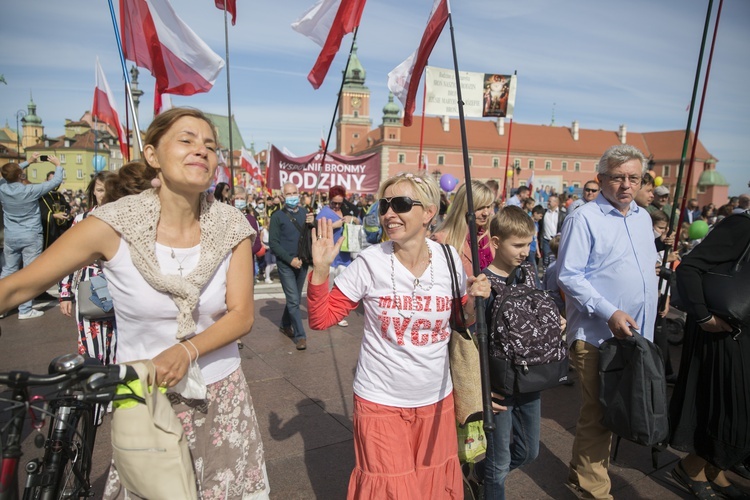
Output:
[307, 171, 490, 499]
[432, 179, 496, 276]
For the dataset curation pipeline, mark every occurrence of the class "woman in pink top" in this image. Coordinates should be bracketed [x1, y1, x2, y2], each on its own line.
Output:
[307, 171, 490, 499]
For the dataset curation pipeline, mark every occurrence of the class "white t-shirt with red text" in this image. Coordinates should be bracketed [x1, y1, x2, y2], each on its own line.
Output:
[335, 238, 467, 408]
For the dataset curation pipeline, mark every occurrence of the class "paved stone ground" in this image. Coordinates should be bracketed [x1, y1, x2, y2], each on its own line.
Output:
[1, 285, 749, 499]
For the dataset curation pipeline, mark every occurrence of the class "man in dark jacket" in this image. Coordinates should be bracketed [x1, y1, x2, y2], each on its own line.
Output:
[39, 170, 71, 250]
[269, 182, 314, 350]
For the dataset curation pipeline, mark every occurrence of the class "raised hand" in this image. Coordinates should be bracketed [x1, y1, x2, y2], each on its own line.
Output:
[310, 218, 343, 285]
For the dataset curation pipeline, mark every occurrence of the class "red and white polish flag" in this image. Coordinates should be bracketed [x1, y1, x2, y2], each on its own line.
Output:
[213, 0, 237, 25]
[292, 0, 367, 89]
[92, 58, 128, 159]
[214, 148, 231, 185]
[240, 147, 264, 182]
[387, 0, 450, 127]
[120, 0, 225, 113]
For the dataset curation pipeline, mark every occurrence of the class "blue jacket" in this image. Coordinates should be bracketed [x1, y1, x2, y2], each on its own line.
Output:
[0, 164, 64, 237]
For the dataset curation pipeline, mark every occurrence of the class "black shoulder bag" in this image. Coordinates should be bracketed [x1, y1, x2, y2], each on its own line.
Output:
[283, 209, 313, 265]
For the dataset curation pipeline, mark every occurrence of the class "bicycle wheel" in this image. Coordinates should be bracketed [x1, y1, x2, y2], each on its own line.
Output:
[53, 407, 94, 500]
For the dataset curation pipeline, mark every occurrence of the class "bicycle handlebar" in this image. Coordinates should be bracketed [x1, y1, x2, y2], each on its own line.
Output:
[0, 359, 138, 392]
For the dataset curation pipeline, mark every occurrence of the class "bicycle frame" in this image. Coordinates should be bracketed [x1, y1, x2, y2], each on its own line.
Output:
[0, 387, 28, 500]
[0, 355, 140, 500]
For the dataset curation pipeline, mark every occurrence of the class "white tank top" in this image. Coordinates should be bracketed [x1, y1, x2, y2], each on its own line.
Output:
[102, 238, 240, 384]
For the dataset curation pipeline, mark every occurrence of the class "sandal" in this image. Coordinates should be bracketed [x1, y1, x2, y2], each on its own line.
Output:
[709, 482, 750, 500]
[671, 461, 719, 499]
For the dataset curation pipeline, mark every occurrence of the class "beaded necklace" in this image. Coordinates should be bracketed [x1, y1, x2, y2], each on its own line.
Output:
[390, 240, 434, 319]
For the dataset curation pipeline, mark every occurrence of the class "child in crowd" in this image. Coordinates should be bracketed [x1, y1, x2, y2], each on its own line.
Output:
[541, 235, 564, 313]
[528, 205, 545, 287]
[467, 206, 564, 499]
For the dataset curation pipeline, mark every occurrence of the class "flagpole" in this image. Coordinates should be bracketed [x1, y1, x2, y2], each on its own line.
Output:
[124, 80, 131, 162]
[447, 7, 494, 432]
[418, 74, 427, 170]
[222, 0, 236, 195]
[675, 0, 723, 242]
[654, 0, 714, 319]
[662, 0, 713, 259]
[106, 0, 143, 153]
[310, 26, 361, 208]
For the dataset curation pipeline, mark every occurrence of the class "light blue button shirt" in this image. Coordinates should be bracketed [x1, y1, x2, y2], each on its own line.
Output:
[0, 165, 64, 237]
[557, 193, 658, 345]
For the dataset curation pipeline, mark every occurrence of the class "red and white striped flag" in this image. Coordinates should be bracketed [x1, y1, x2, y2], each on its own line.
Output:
[240, 147, 264, 182]
[120, 0, 225, 113]
[154, 88, 173, 115]
[214, 149, 231, 184]
[387, 0, 449, 126]
[292, 0, 367, 89]
[214, 0, 237, 25]
[92, 58, 128, 159]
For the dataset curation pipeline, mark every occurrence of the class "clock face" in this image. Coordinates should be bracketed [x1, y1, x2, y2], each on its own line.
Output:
[350, 96, 362, 108]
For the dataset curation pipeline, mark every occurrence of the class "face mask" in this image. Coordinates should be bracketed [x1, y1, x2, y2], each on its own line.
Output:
[234, 199, 247, 211]
[285, 195, 300, 208]
[653, 229, 662, 239]
[257, 203, 265, 210]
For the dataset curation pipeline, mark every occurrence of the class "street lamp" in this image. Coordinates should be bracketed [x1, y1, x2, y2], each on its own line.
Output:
[15, 109, 26, 160]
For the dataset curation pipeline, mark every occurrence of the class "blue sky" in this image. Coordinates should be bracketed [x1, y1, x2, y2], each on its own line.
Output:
[2, 0, 748, 195]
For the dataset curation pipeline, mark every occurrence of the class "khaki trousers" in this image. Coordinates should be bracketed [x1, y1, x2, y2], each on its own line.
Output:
[569, 340, 614, 500]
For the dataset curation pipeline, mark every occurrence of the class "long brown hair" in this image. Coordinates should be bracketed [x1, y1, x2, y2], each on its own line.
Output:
[86, 171, 113, 208]
[103, 161, 157, 204]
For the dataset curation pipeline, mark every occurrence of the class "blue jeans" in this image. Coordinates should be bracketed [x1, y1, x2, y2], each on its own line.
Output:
[476, 391, 541, 499]
[276, 260, 308, 341]
[1, 233, 43, 314]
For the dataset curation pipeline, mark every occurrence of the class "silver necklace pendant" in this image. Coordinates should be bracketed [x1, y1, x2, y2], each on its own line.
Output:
[391, 241, 435, 319]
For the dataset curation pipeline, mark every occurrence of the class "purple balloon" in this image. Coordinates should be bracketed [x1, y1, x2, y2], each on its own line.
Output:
[440, 173, 459, 192]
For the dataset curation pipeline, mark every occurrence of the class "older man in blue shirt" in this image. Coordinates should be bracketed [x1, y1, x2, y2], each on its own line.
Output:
[557, 144, 658, 500]
[0, 154, 64, 319]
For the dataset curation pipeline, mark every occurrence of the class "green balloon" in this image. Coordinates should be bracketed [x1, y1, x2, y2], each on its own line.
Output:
[688, 220, 709, 240]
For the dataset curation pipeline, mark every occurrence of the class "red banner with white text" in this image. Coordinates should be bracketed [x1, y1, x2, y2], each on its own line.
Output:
[267, 145, 381, 193]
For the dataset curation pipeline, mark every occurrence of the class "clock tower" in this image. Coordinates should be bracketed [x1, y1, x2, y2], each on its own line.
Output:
[336, 43, 372, 155]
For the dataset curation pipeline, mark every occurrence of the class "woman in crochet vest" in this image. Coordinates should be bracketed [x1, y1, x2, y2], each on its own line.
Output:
[0, 108, 269, 499]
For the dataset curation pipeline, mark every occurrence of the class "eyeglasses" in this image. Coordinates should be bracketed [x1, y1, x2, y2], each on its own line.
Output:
[602, 174, 642, 186]
[329, 201, 342, 208]
[378, 196, 423, 215]
[584, 188, 599, 193]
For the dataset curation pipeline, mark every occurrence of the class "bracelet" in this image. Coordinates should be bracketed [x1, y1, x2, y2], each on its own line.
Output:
[184, 338, 200, 362]
[177, 342, 193, 363]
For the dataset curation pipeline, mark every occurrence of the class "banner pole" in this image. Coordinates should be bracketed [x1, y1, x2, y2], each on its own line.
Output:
[500, 70, 517, 203]
[418, 73, 427, 170]
[447, 9, 495, 432]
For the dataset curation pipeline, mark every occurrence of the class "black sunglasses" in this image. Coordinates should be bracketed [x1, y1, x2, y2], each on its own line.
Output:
[378, 196, 423, 215]
[584, 188, 599, 193]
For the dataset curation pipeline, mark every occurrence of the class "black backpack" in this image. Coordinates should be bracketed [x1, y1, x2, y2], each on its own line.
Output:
[598, 329, 669, 467]
[484, 265, 568, 395]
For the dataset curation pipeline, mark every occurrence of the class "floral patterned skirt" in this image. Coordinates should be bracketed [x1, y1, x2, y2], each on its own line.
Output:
[103, 367, 269, 499]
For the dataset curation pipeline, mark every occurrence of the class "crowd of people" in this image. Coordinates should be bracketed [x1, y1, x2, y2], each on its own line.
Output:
[0, 109, 748, 499]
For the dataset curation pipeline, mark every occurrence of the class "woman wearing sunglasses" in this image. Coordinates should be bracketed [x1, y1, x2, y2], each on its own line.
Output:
[314, 185, 361, 327]
[307, 171, 490, 499]
[432, 180, 496, 277]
